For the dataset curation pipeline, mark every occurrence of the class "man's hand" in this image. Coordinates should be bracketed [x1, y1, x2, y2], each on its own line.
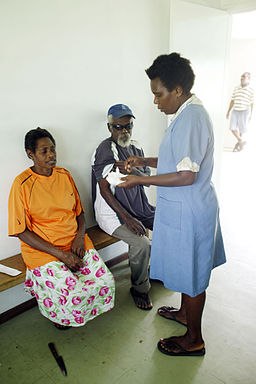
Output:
[71, 234, 85, 258]
[122, 215, 146, 236]
[226, 111, 230, 119]
[61, 251, 84, 272]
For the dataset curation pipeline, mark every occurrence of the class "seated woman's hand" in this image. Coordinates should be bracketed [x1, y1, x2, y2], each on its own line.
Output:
[71, 235, 85, 258]
[61, 251, 84, 272]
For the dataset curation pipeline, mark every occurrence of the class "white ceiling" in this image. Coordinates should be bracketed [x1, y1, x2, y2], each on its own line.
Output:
[221, 0, 256, 13]
[185, 0, 256, 13]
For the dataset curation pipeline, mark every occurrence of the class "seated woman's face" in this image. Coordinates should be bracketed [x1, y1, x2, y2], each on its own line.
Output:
[27, 137, 56, 175]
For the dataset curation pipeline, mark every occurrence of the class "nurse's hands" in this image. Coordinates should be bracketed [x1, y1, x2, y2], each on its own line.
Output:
[118, 175, 140, 189]
[113, 160, 129, 174]
[124, 156, 145, 173]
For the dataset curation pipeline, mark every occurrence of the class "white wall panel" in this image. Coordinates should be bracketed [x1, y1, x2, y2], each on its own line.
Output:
[169, 0, 231, 189]
[0, 0, 170, 261]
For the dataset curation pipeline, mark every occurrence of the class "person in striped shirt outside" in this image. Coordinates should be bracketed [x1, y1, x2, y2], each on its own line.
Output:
[226, 72, 254, 152]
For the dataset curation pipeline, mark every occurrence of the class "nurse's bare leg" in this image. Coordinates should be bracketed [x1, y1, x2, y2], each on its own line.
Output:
[159, 291, 206, 353]
[157, 293, 187, 325]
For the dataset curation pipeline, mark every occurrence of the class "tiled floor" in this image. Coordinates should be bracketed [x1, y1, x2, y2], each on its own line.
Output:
[1, 148, 256, 384]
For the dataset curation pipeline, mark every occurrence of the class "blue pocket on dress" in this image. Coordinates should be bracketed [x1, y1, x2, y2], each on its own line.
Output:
[158, 197, 182, 230]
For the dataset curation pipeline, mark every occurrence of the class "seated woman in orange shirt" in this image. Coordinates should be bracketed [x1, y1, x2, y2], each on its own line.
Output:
[8, 127, 115, 329]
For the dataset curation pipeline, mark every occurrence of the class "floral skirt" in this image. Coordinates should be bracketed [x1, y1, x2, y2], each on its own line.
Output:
[24, 249, 115, 327]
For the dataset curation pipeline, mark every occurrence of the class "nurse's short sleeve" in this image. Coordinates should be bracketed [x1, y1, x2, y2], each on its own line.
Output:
[172, 108, 211, 173]
[8, 178, 26, 236]
[91, 140, 116, 181]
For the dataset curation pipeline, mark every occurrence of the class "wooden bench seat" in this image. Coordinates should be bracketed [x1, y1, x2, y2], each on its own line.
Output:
[0, 225, 125, 293]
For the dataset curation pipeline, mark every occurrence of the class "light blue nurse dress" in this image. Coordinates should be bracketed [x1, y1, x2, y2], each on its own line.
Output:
[150, 96, 226, 297]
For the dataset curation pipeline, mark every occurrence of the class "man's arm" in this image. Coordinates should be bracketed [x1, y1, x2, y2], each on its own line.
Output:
[98, 178, 146, 236]
[118, 170, 196, 189]
[250, 102, 254, 119]
[226, 100, 234, 119]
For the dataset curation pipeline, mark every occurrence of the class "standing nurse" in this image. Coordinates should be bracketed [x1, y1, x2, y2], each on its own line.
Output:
[118, 53, 226, 356]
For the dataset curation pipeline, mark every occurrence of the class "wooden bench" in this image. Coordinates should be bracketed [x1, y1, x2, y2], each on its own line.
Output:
[0, 225, 128, 323]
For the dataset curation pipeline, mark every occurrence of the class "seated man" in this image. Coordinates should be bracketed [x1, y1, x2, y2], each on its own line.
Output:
[91, 104, 155, 310]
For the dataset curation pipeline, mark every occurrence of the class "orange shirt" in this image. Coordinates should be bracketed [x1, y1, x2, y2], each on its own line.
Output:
[8, 167, 93, 269]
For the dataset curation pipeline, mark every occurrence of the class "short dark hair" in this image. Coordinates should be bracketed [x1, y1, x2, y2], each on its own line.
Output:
[24, 127, 55, 153]
[145, 52, 195, 94]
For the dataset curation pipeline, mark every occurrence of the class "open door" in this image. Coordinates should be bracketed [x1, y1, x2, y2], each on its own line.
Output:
[169, 0, 232, 190]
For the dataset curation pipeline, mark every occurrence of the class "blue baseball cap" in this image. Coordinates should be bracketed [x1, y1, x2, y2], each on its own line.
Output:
[107, 104, 135, 119]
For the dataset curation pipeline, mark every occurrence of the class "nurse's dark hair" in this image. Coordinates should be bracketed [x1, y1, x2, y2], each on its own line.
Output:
[25, 127, 55, 153]
[145, 52, 195, 94]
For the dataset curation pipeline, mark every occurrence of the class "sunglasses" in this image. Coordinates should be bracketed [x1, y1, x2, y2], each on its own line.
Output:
[110, 122, 133, 131]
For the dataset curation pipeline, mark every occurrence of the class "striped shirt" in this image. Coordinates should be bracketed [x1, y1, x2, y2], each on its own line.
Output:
[231, 85, 254, 111]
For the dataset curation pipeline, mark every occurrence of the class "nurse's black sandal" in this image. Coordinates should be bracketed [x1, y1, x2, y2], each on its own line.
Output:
[157, 306, 187, 326]
[157, 339, 205, 357]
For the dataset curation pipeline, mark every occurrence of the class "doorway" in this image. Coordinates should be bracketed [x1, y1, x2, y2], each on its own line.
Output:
[220, 9, 256, 287]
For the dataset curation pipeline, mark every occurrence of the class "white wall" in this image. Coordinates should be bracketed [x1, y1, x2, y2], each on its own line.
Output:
[169, 0, 231, 190]
[0, 0, 170, 261]
[1, 0, 252, 312]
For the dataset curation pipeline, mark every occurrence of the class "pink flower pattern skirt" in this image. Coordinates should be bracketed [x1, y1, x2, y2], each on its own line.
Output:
[24, 249, 115, 327]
